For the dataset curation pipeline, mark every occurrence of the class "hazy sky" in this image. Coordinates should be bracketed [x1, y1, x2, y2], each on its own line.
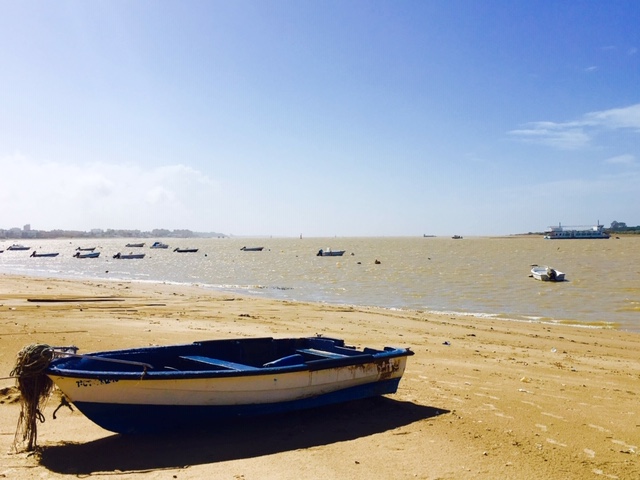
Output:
[1, 1, 639, 237]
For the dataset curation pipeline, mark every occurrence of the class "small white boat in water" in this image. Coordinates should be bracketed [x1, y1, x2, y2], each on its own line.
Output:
[531, 266, 565, 282]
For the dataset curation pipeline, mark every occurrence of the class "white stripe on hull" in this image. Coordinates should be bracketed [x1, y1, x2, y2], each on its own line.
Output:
[49, 357, 408, 406]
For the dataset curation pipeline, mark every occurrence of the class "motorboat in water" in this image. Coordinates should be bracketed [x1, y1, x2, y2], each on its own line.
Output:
[530, 265, 565, 282]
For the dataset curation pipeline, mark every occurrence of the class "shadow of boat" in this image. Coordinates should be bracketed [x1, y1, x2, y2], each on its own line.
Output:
[39, 397, 447, 475]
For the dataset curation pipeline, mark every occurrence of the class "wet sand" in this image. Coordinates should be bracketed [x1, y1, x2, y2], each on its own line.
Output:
[1, 274, 638, 479]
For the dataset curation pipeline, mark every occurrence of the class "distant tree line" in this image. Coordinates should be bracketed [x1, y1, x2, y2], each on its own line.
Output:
[607, 221, 640, 234]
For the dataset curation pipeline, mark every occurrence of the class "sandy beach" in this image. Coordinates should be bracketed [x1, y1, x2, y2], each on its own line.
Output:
[1, 274, 638, 479]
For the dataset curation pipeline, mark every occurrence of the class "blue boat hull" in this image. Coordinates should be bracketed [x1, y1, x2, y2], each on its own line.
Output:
[71, 378, 402, 434]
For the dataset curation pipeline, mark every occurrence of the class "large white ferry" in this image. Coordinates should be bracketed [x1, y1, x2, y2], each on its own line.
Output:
[544, 222, 610, 239]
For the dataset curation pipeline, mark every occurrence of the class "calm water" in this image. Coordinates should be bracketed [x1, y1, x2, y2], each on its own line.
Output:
[1, 236, 639, 333]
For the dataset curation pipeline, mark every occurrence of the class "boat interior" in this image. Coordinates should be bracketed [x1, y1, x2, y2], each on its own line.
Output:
[49, 337, 401, 374]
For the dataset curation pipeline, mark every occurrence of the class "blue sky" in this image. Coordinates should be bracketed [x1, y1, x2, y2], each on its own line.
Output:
[1, 1, 638, 237]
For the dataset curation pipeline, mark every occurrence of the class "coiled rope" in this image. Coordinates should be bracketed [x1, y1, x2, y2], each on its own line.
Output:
[10, 344, 55, 452]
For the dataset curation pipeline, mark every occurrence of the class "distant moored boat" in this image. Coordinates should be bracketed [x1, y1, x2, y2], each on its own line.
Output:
[74, 251, 100, 259]
[113, 252, 145, 259]
[317, 248, 345, 257]
[7, 244, 30, 250]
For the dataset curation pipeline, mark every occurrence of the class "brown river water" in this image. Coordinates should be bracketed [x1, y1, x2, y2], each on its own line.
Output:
[2, 236, 639, 332]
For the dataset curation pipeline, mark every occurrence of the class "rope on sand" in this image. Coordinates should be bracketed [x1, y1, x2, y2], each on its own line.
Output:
[10, 344, 55, 452]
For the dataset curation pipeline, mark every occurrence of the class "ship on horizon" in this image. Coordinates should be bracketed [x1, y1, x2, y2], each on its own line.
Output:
[543, 221, 610, 240]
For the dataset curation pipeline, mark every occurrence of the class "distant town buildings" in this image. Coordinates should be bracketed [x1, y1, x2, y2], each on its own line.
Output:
[0, 225, 227, 239]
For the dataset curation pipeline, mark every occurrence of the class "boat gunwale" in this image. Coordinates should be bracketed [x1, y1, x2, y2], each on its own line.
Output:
[46, 350, 412, 380]
[45, 337, 414, 380]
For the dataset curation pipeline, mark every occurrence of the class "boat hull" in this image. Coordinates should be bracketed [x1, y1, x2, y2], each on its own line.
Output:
[49, 376, 403, 434]
[543, 235, 609, 239]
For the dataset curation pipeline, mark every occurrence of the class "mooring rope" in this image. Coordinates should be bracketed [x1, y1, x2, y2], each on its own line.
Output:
[10, 344, 55, 452]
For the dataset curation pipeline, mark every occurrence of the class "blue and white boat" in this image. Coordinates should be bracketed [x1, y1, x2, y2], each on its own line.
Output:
[544, 222, 610, 239]
[150, 241, 169, 249]
[7, 244, 30, 251]
[317, 248, 346, 256]
[74, 251, 100, 258]
[44, 336, 413, 434]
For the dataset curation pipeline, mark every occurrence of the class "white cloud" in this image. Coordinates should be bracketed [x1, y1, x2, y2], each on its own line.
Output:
[583, 103, 640, 130]
[509, 103, 640, 149]
[604, 154, 636, 166]
[508, 122, 591, 149]
[0, 154, 221, 231]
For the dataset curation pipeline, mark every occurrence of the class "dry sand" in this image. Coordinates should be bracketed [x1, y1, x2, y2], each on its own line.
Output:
[0, 274, 638, 479]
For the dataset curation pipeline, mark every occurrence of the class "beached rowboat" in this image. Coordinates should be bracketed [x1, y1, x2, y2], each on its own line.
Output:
[43, 336, 413, 434]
